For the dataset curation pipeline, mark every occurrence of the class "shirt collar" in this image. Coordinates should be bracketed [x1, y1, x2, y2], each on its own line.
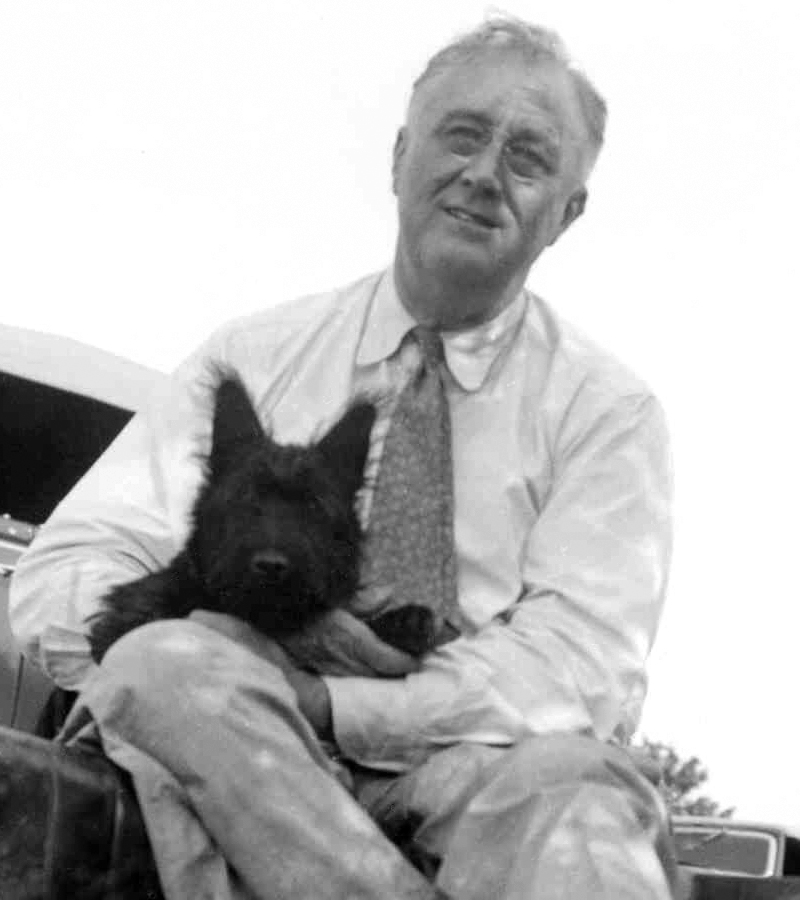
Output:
[356, 269, 527, 392]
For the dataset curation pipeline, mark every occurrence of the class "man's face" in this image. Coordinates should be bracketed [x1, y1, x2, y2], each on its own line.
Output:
[393, 51, 590, 322]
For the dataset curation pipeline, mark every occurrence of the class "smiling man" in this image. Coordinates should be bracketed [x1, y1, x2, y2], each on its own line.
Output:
[11, 16, 678, 900]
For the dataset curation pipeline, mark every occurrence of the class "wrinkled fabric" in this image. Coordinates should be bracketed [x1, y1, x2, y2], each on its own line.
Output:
[357, 738, 685, 900]
[63, 620, 438, 900]
[10, 268, 672, 772]
[61, 619, 681, 900]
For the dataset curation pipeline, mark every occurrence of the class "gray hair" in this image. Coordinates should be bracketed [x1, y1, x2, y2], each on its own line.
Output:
[409, 16, 607, 177]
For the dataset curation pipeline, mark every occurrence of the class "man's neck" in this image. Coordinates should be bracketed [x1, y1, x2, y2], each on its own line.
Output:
[394, 257, 526, 331]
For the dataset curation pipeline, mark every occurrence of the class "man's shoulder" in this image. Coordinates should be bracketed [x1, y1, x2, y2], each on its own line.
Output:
[172, 270, 385, 392]
[521, 290, 653, 404]
[227, 271, 384, 339]
[212, 270, 384, 355]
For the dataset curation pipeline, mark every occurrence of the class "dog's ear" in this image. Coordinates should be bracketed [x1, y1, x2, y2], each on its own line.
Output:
[317, 402, 376, 499]
[209, 375, 264, 476]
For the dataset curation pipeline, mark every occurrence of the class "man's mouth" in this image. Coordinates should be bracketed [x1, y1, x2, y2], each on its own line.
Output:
[444, 206, 498, 229]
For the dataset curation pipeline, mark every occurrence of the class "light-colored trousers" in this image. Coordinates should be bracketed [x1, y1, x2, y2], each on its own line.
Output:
[64, 620, 684, 900]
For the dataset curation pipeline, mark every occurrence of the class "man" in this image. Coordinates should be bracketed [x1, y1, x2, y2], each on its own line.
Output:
[10, 17, 677, 900]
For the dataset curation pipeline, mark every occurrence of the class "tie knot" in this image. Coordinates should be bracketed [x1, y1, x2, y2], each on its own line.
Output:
[411, 326, 445, 369]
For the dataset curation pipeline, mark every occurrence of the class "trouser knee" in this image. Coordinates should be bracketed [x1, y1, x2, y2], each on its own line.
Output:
[487, 733, 680, 895]
[92, 618, 298, 722]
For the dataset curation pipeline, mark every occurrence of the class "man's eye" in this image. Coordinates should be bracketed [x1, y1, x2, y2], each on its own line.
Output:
[504, 144, 549, 179]
[445, 127, 485, 157]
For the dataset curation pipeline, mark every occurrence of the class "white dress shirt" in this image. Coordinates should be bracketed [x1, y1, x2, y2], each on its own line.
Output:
[10, 268, 672, 772]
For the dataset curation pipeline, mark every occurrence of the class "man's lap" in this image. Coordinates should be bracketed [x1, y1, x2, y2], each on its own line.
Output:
[66, 619, 678, 899]
[68, 619, 436, 899]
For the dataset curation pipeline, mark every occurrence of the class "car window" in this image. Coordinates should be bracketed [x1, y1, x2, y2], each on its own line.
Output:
[674, 826, 777, 876]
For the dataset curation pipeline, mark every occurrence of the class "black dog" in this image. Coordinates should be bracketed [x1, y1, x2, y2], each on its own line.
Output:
[87, 373, 434, 664]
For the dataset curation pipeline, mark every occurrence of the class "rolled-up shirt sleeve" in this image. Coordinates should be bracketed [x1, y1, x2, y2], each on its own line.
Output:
[325, 392, 672, 772]
[9, 346, 218, 690]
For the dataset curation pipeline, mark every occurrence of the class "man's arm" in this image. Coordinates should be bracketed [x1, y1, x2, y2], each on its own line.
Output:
[9, 348, 217, 690]
[323, 392, 672, 772]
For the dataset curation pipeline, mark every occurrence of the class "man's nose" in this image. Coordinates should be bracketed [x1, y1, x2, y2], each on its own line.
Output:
[460, 143, 503, 194]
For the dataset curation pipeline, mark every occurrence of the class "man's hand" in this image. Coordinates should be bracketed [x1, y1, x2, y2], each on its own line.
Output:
[188, 608, 420, 739]
[279, 607, 423, 677]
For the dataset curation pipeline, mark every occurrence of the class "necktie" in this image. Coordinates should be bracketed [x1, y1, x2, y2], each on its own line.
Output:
[359, 326, 461, 655]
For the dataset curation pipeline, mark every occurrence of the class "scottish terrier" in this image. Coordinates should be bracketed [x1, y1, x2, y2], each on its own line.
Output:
[87, 372, 435, 664]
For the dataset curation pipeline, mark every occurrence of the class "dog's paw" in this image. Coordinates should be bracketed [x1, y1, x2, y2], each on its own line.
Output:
[368, 604, 438, 656]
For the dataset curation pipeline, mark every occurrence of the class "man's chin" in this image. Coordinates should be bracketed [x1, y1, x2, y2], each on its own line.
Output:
[400, 236, 521, 296]
[433, 249, 504, 285]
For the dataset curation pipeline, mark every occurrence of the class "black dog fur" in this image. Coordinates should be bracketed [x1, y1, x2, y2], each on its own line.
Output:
[87, 373, 435, 664]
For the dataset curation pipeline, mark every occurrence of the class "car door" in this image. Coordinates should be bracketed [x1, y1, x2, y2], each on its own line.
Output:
[1, 324, 164, 730]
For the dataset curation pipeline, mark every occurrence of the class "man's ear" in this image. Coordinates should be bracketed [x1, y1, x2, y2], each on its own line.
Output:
[548, 186, 587, 246]
[391, 127, 408, 195]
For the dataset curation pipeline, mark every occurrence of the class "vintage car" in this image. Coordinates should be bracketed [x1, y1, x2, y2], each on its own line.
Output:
[0, 324, 167, 898]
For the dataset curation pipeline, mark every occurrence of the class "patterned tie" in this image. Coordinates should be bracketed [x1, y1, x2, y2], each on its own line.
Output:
[359, 326, 461, 655]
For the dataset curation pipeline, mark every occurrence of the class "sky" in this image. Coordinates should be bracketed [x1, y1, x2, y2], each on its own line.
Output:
[2, 1, 800, 825]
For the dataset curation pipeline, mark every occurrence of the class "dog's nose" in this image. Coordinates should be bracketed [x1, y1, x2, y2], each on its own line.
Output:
[250, 550, 291, 581]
